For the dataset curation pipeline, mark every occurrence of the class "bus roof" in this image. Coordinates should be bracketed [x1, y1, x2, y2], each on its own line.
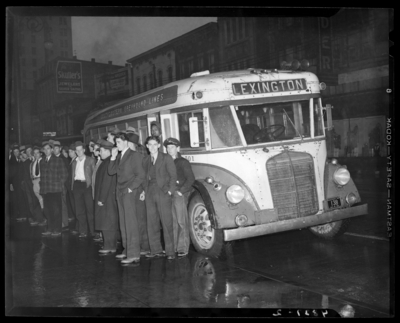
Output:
[84, 68, 321, 127]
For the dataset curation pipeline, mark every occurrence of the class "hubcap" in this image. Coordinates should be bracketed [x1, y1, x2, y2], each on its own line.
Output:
[191, 204, 214, 249]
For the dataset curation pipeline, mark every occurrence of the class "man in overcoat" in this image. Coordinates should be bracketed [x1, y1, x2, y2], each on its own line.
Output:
[108, 132, 145, 264]
[141, 136, 177, 260]
[94, 140, 119, 253]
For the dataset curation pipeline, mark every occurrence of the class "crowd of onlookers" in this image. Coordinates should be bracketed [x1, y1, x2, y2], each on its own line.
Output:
[8, 121, 195, 264]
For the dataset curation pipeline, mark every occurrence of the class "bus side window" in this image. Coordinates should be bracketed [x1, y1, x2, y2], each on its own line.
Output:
[209, 106, 242, 148]
[178, 111, 205, 149]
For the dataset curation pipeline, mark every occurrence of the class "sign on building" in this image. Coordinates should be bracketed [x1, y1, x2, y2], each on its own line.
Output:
[56, 61, 83, 93]
[95, 68, 131, 99]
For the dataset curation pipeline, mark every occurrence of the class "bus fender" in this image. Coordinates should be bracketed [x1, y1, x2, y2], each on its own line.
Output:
[189, 180, 219, 229]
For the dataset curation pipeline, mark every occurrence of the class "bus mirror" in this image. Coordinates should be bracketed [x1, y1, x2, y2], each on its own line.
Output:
[189, 117, 200, 147]
[324, 104, 333, 131]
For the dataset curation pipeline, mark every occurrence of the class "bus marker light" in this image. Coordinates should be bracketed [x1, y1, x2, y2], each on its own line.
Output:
[331, 158, 338, 165]
[205, 176, 214, 184]
[235, 214, 248, 227]
[213, 183, 222, 191]
[196, 91, 203, 99]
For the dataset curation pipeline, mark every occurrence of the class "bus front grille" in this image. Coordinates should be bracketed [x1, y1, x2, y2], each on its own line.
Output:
[266, 151, 318, 220]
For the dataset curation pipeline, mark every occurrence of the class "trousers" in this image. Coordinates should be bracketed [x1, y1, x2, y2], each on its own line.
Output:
[116, 189, 140, 259]
[102, 230, 118, 250]
[72, 181, 94, 235]
[42, 192, 62, 233]
[136, 189, 150, 253]
[172, 191, 190, 254]
[23, 181, 45, 223]
[145, 184, 175, 257]
[61, 187, 69, 227]
[32, 178, 43, 209]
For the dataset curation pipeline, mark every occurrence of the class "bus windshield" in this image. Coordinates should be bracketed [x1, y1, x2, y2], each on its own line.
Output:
[235, 99, 323, 145]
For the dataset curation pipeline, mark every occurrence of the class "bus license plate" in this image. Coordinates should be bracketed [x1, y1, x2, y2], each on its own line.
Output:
[327, 198, 341, 209]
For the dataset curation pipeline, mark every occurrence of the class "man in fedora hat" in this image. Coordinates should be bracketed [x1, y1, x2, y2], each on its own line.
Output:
[40, 141, 68, 237]
[53, 140, 69, 231]
[107, 127, 120, 145]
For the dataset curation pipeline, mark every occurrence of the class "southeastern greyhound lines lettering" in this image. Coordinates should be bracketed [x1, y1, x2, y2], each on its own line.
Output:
[232, 79, 307, 96]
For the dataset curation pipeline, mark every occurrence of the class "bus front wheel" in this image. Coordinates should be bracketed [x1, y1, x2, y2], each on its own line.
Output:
[188, 192, 225, 258]
[309, 219, 351, 239]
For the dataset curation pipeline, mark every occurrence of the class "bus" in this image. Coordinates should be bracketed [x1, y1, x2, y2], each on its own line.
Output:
[83, 67, 368, 258]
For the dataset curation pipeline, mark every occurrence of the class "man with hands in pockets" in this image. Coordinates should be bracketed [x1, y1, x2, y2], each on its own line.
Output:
[108, 132, 145, 265]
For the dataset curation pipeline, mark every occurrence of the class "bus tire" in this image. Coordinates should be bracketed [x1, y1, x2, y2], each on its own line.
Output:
[188, 192, 225, 258]
[308, 219, 351, 239]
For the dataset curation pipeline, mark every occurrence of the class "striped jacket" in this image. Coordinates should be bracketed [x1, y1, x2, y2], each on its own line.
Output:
[39, 155, 68, 194]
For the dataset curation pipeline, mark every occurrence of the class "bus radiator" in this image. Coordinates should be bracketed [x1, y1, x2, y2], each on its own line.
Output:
[266, 151, 318, 220]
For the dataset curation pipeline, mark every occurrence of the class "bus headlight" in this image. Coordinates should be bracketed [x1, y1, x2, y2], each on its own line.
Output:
[226, 185, 245, 204]
[346, 193, 357, 206]
[333, 167, 350, 186]
[235, 214, 248, 227]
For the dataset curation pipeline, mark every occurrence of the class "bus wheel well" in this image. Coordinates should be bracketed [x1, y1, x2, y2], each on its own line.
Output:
[189, 180, 218, 229]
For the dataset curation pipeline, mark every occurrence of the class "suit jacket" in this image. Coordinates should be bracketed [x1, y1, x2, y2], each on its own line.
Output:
[174, 152, 195, 194]
[108, 149, 145, 196]
[70, 155, 96, 190]
[94, 157, 118, 231]
[39, 155, 68, 194]
[9, 155, 20, 185]
[142, 152, 177, 194]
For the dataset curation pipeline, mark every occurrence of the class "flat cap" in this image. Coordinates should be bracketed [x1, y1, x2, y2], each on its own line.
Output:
[33, 146, 41, 151]
[25, 144, 32, 150]
[62, 145, 69, 151]
[98, 139, 114, 150]
[107, 126, 120, 135]
[74, 141, 85, 148]
[53, 141, 61, 146]
[12, 144, 20, 150]
[42, 141, 53, 148]
[69, 143, 76, 150]
[126, 132, 139, 145]
[19, 145, 26, 152]
[163, 137, 181, 147]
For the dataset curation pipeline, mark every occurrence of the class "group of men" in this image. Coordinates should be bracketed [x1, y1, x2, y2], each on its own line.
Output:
[8, 121, 196, 265]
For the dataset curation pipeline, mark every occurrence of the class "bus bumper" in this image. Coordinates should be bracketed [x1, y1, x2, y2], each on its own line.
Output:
[223, 203, 368, 242]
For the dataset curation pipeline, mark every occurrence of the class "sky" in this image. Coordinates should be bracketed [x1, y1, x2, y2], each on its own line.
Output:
[71, 17, 217, 66]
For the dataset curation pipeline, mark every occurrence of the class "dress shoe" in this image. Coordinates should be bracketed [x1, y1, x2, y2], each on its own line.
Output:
[51, 232, 62, 237]
[145, 252, 165, 258]
[115, 254, 127, 259]
[68, 218, 74, 222]
[78, 233, 87, 238]
[62, 226, 69, 232]
[99, 249, 116, 254]
[41, 231, 52, 236]
[93, 233, 102, 242]
[121, 257, 140, 264]
[167, 255, 176, 260]
[37, 221, 47, 226]
[30, 221, 39, 226]
[140, 251, 151, 257]
[16, 217, 27, 222]
[71, 230, 79, 235]
[177, 252, 188, 258]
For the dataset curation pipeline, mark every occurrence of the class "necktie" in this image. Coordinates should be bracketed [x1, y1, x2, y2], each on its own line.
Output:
[151, 156, 154, 165]
[35, 161, 39, 176]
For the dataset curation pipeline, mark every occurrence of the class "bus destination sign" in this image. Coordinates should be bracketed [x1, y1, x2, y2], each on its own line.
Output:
[232, 79, 307, 96]
[93, 85, 178, 122]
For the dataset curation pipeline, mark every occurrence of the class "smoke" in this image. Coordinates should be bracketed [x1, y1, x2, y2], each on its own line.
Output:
[88, 18, 126, 65]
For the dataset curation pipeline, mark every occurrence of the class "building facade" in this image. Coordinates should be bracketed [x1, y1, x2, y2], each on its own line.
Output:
[33, 57, 123, 144]
[10, 15, 73, 144]
[217, 17, 257, 71]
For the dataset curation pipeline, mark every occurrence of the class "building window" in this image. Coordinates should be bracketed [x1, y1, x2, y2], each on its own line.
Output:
[143, 75, 147, 92]
[198, 54, 204, 71]
[157, 70, 163, 87]
[32, 47, 36, 55]
[31, 34, 36, 43]
[180, 63, 185, 78]
[226, 20, 231, 44]
[32, 58, 37, 67]
[232, 18, 237, 42]
[168, 66, 173, 83]
[149, 72, 154, 89]
[187, 58, 194, 75]
[207, 51, 215, 72]
[136, 77, 141, 93]
[60, 39, 64, 47]
[238, 17, 243, 40]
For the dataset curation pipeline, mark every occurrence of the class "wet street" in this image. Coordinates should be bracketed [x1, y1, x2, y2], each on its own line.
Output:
[5, 175, 392, 317]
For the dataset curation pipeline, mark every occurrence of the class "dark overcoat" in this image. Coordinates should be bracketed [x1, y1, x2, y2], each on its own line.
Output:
[94, 156, 118, 231]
